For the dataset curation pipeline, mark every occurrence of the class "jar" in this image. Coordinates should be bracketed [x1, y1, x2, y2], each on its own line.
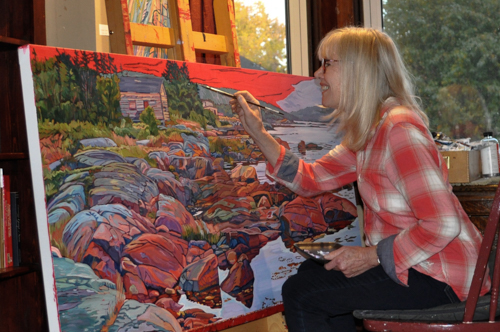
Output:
[480, 131, 500, 177]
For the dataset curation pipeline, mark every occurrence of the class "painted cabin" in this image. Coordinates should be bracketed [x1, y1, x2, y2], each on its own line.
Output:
[119, 76, 169, 124]
[202, 99, 218, 116]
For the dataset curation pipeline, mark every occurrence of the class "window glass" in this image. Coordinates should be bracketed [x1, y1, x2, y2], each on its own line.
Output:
[234, 0, 288, 73]
[129, 100, 137, 110]
[382, 0, 500, 140]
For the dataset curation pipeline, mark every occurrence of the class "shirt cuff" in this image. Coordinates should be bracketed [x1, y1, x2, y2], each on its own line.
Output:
[377, 234, 406, 287]
[266, 145, 285, 175]
[266, 145, 289, 178]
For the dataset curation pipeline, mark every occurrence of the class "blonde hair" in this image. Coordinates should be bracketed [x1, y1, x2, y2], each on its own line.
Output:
[317, 27, 429, 151]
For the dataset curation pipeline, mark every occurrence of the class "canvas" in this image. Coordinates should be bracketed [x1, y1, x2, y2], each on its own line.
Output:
[18, 45, 361, 332]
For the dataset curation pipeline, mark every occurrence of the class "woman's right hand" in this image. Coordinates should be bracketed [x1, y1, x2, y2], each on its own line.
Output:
[230, 91, 265, 138]
[229, 90, 281, 167]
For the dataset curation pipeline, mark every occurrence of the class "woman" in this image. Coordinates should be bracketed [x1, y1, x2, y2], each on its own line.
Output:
[230, 27, 490, 331]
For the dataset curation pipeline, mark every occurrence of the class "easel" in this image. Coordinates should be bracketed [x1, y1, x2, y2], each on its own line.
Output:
[104, 0, 240, 67]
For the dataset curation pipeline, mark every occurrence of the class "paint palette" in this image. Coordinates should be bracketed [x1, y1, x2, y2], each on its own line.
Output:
[294, 242, 343, 263]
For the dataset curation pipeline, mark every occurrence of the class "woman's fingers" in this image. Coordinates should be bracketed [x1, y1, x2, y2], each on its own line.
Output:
[230, 91, 262, 121]
[230, 98, 242, 116]
[234, 90, 260, 105]
[323, 246, 379, 278]
[228, 91, 266, 139]
[229, 92, 254, 116]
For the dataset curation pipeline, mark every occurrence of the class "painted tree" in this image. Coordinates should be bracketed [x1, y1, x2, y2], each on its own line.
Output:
[235, 1, 287, 73]
[96, 75, 122, 124]
[140, 106, 160, 136]
[162, 61, 214, 128]
[31, 49, 122, 126]
[384, 0, 500, 139]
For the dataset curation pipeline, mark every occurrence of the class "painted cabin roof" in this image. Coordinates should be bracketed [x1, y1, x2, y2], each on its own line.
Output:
[119, 76, 165, 93]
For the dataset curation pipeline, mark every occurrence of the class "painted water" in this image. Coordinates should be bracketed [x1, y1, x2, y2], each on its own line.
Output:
[270, 121, 341, 161]
[247, 121, 342, 184]
[178, 219, 362, 320]
[179, 121, 361, 320]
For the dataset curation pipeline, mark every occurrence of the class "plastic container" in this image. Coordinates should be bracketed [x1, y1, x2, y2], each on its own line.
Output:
[480, 131, 500, 177]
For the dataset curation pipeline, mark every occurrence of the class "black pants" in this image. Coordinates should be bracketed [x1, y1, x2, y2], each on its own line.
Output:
[282, 259, 460, 332]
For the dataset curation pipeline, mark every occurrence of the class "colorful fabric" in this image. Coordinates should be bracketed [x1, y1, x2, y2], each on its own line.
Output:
[266, 99, 490, 301]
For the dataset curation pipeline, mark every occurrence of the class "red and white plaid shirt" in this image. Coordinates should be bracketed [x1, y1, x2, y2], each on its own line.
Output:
[266, 99, 490, 301]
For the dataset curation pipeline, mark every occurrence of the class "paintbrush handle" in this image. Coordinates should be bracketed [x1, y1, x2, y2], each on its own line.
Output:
[202, 85, 283, 115]
[247, 101, 282, 114]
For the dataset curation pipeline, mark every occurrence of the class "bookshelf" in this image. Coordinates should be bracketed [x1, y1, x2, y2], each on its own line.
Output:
[0, 0, 49, 331]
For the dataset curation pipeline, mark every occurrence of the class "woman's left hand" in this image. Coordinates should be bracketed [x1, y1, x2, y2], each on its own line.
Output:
[323, 245, 380, 278]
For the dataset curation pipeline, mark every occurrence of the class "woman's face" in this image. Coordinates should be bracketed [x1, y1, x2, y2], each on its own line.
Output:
[314, 56, 341, 109]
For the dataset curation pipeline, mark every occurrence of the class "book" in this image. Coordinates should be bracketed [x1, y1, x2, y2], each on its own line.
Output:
[2, 174, 12, 268]
[10, 192, 20, 267]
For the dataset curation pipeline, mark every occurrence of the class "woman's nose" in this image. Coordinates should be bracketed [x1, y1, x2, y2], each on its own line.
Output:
[314, 66, 323, 79]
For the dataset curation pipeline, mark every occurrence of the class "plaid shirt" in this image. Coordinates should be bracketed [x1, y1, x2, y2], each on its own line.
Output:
[266, 99, 490, 301]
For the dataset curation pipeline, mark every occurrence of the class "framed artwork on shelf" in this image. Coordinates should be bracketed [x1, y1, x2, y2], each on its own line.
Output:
[18, 44, 361, 331]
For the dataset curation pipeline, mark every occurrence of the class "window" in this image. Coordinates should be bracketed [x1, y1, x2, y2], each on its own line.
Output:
[366, 0, 500, 140]
[129, 100, 137, 110]
[234, 0, 310, 76]
[234, 0, 288, 73]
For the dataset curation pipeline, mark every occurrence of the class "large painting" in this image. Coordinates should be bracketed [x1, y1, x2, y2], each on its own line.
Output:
[18, 45, 361, 332]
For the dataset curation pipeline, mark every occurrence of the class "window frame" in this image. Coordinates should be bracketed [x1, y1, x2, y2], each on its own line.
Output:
[288, 0, 310, 76]
[363, 0, 383, 30]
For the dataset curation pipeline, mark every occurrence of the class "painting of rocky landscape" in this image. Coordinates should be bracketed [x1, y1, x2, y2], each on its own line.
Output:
[18, 45, 361, 332]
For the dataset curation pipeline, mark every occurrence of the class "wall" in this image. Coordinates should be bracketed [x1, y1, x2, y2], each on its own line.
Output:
[45, 0, 109, 53]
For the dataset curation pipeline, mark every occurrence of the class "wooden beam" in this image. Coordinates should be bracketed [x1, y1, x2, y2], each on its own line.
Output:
[213, 0, 240, 67]
[166, 0, 184, 60]
[129, 25, 228, 54]
[192, 31, 228, 54]
[203, 0, 218, 64]
[174, 0, 197, 62]
[105, 0, 133, 55]
[130, 23, 176, 48]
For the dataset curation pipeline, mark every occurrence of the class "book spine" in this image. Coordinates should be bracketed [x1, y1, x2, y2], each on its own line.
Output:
[2, 175, 12, 268]
[0, 168, 4, 268]
[10, 192, 20, 267]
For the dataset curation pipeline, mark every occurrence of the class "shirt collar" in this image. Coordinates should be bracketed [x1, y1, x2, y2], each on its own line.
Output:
[379, 97, 401, 119]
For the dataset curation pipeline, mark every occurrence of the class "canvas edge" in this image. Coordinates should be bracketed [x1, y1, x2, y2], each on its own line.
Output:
[17, 45, 62, 332]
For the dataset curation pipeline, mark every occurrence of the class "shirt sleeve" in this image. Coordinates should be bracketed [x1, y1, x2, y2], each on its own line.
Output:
[384, 123, 461, 283]
[266, 144, 358, 197]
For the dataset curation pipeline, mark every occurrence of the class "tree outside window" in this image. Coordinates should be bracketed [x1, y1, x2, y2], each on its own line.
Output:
[234, 0, 287, 73]
[383, 0, 500, 140]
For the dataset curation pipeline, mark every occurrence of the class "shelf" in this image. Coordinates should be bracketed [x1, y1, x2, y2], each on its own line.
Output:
[0, 35, 30, 46]
[0, 265, 38, 281]
[0, 0, 49, 330]
[0, 37, 29, 52]
[0, 152, 29, 161]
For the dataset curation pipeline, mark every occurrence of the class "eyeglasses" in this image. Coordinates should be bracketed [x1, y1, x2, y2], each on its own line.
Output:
[321, 59, 341, 73]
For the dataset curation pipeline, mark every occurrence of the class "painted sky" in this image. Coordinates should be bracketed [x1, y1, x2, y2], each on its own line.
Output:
[28, 45, 320, 111]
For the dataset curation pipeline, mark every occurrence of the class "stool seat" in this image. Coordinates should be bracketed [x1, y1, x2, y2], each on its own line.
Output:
[353, 294, 499, 323]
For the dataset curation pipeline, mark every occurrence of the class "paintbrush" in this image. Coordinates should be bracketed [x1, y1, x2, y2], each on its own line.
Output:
[201, 85, 285, 115]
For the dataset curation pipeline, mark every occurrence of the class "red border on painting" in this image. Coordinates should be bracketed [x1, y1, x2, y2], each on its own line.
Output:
[190, 304, 285, 331]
